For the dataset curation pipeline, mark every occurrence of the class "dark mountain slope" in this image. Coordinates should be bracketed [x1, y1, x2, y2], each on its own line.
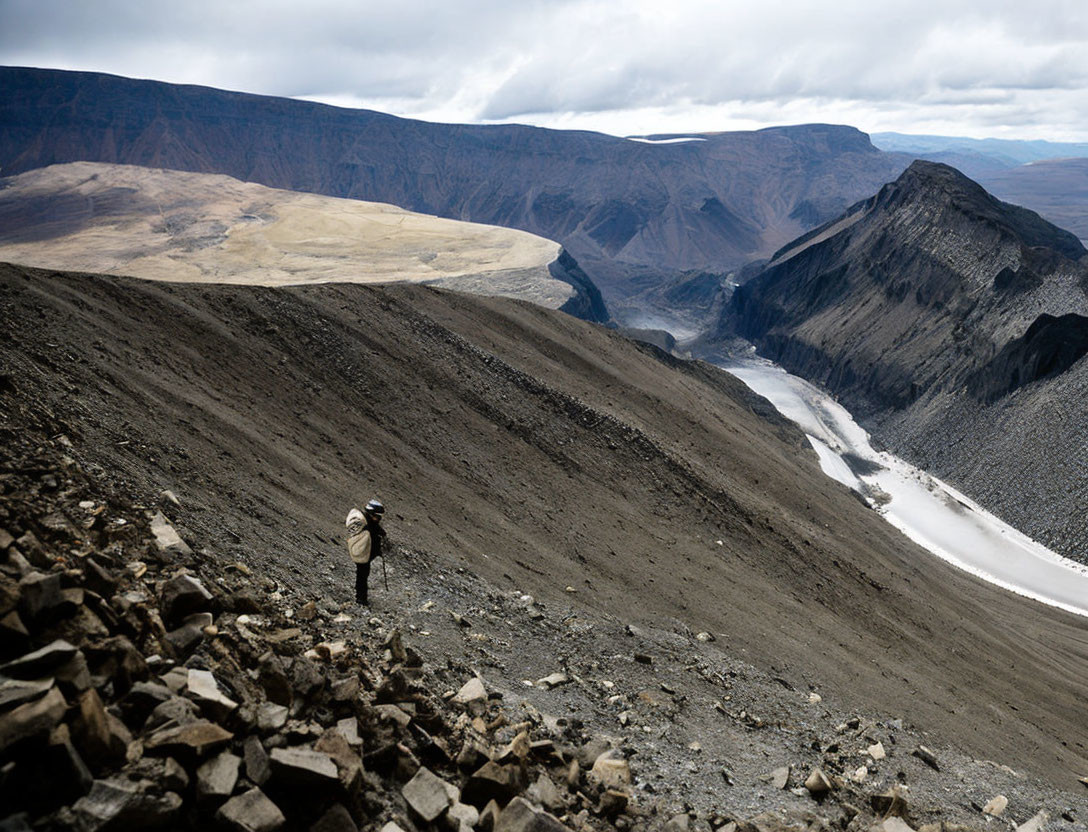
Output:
[0, 67, 909, 318]
[725, 161, 1088, 559]
[3, 262, 1088, 787]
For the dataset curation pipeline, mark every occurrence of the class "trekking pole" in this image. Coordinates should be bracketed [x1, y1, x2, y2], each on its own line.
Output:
[381, 552, 389, 592]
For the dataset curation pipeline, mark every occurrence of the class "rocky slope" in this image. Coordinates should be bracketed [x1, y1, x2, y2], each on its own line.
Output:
[4, 261, 1088, 805]
[4, 338, 1083, 831]
[6, 269, 1088, 826]
[0, 67, 910, 321]
[722, 161, 1088, 561]
[0, 161, 607, 322]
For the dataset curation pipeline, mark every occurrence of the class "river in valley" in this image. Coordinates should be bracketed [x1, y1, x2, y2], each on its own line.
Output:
[718, 354, 1088, 618]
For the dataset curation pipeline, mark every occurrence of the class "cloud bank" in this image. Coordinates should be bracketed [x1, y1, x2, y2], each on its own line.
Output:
[2, 0, 1086, 139]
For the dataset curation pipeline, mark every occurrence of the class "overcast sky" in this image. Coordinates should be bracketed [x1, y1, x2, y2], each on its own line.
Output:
[2, 0, 1087, 140]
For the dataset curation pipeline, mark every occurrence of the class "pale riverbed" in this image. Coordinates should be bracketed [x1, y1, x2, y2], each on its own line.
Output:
[721, 355, 1088, 618]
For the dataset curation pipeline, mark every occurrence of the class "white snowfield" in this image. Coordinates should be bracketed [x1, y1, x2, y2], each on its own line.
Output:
[723, 356, 1088, 618]
[625, 136, 708, 144]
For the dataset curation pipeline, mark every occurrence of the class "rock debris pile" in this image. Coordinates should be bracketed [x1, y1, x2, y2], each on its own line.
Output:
[0, 394, 1077, 831]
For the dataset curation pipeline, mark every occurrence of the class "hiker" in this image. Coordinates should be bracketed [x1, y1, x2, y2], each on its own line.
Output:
[346, 498, 386, 605]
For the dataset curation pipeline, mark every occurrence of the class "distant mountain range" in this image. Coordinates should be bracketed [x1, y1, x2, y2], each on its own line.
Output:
[873, 131, 1088, 174]
[0, 66, 910, 325]
[724, 161, 1088, 561]
[874, 133, 1088, 242]
[980, 158, 1088, 242]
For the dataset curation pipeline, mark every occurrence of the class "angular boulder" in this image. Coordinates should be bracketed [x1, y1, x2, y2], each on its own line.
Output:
[403, 766, 455, 822]
[495, 797, 572, 832]
[452, 677, 487, 705]
[186, 668, 239, 720]
[590, 752, 631, 791]
[150, 512, 193, 558]
[269, 747, 340, 791]
[310, 803, 359, 832]
[73, 778, 182, 831]
[144, 719, 233, 758]
[0, 676, 54, 711]
[804, 768, 833, 797]
[462, 761, 528, 808]
[1016, 811, 1048, 832]
[18, 572, 64, 621]
[0, 639, 78, 678]
[216, 786, 286, 832]
[0, 686, 67, 751]
[72, 687, 132, 769]
[159, 573, 214, 628]
[244, 735, 272, 786]
[196, 750, 242, 804]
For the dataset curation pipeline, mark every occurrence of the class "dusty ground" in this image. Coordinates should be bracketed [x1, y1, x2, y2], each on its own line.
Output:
[389, 562, 1088, 829]
[7, 359, 1081, 832]
[3, 263, 1088, 815]
[0, 162, 573, 308]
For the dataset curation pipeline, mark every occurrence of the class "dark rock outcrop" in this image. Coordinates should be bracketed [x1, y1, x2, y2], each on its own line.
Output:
[968, 313, 1088, 402]
[550, 249, 610, 323]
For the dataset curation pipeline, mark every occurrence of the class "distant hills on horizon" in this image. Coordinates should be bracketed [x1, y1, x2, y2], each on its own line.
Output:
[872, 131, 1088, 167]
[0, 66, 908, 329]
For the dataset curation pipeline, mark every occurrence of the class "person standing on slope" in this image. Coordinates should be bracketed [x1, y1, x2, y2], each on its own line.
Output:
[346, 499, 386, 605]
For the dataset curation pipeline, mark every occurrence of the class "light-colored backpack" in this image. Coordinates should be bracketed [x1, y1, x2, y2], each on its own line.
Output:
[346, 509, 372, 564]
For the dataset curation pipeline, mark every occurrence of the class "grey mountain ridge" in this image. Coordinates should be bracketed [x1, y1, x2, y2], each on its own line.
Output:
[722, 160, 1088, 561]
[0, 66, 912, 326]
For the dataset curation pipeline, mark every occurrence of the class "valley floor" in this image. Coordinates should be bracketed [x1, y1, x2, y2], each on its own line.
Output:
[716, 355, 1088, 618]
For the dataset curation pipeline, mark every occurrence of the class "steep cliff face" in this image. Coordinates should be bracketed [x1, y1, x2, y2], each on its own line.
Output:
[967, 313, 1088, 402]
[0, 67, 909, 313]
[725, 161, 1088, 560]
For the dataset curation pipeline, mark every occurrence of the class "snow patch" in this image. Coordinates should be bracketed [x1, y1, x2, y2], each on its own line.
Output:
[722, 356, 1088, 618]
[626, 136, 708, 144]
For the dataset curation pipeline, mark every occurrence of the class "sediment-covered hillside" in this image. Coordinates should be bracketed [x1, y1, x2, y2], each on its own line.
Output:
[3, 262, 1088, 800]
[0, 161, 607, 322]
[724, 161, 1088, 561]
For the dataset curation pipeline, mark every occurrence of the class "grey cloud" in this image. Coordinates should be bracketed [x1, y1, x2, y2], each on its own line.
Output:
[1, 0, 1086, 139]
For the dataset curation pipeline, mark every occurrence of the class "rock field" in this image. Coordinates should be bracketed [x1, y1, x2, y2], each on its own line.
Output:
[3, 279, 1087, 830]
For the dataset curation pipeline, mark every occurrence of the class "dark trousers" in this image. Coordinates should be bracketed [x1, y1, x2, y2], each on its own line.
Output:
[355, 561, 371, 604]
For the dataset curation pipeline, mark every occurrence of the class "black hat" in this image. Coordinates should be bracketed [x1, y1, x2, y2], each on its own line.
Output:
[364, 499, 384, 517]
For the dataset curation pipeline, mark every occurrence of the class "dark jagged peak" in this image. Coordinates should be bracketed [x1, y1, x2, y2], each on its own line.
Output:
[874, 160, 1086, 261]
[725, 155, 1088, 415]
[723, 157, 1088, 564]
